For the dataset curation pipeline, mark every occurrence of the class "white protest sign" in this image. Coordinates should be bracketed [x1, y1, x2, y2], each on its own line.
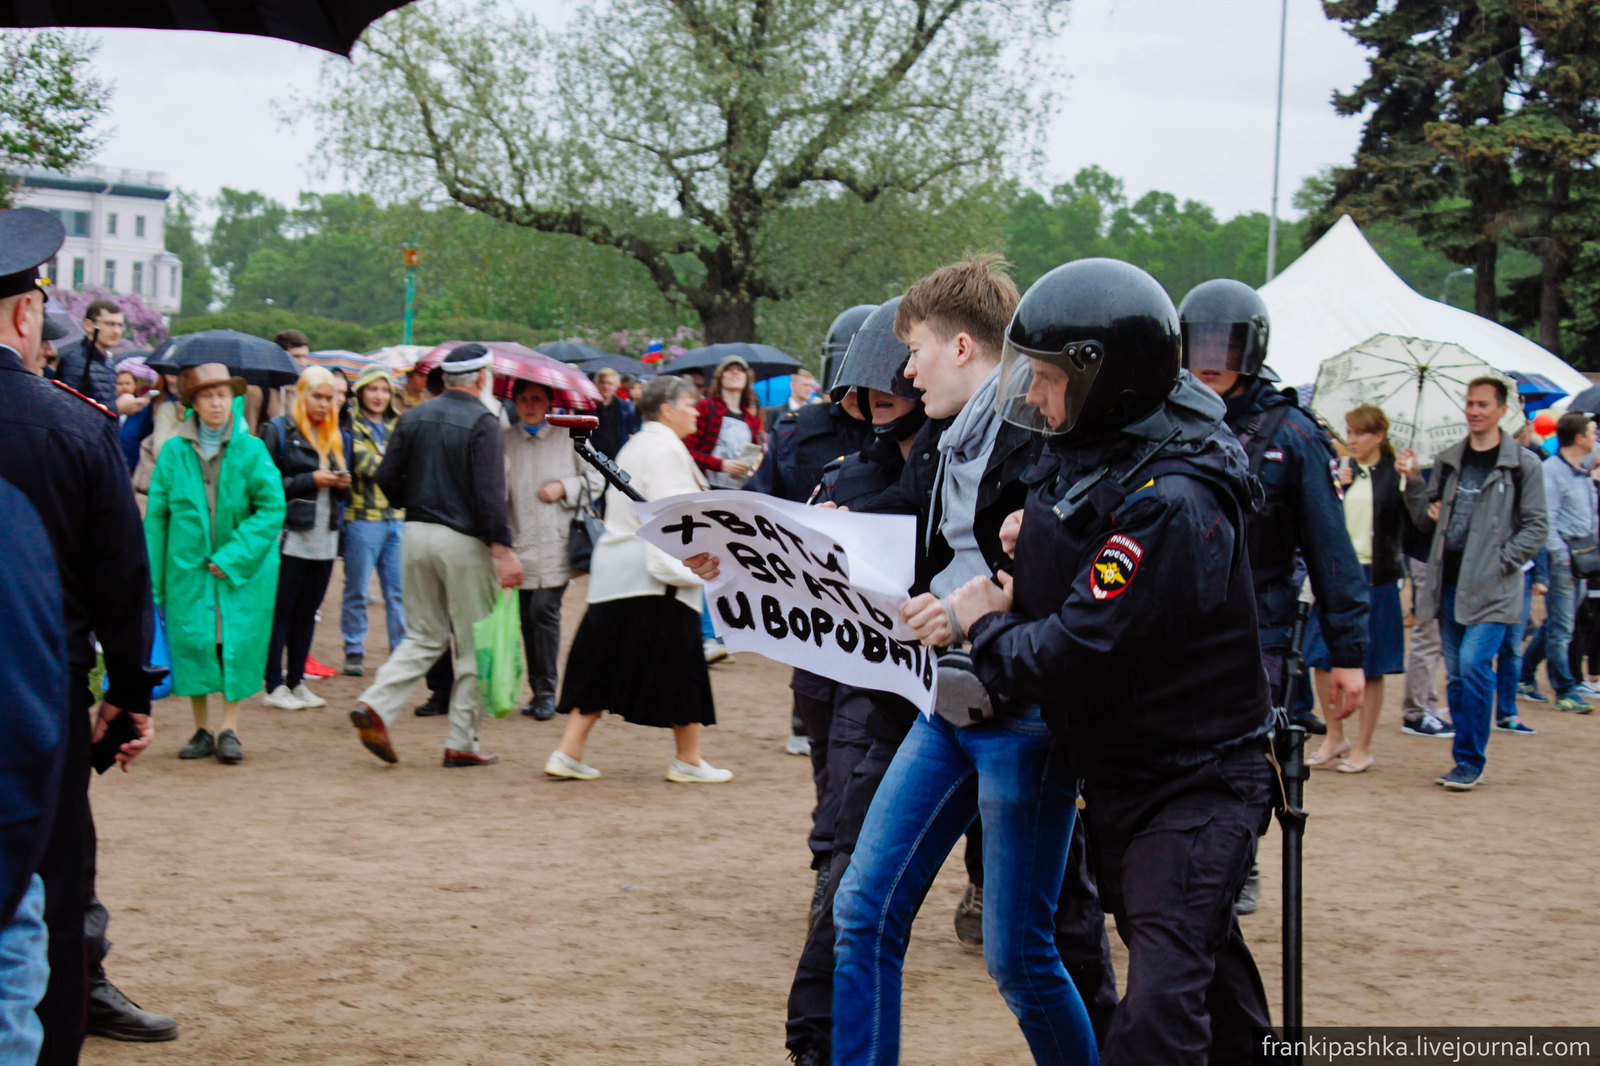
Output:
[635, 490, 937, 715]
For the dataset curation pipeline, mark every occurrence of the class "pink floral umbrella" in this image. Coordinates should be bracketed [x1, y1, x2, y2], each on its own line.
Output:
[417, 341, 601, 410]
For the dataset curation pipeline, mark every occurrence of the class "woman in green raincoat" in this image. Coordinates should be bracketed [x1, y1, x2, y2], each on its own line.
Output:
[145, 363, 287, 764]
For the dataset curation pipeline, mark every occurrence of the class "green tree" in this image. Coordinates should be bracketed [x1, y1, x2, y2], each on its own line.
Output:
[0, 30, 110, 208]
[1314, 0, 1528, 321]
[308, 0, 1064, 342]
[208, 188, 289, 294]
[230, 193, 402, 323]
[165, 190, 215, 317]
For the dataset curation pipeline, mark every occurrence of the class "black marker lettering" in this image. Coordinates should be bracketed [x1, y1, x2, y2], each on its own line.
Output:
[727, 542, 776, 583]
[861, 623, 887, 664]
[717, 592, 754, 631]
[864, 598, 895, 629]
[788, 607, 811, 642]
[754, 514, 787, 551]
[767, 553, 797, 588]
[661, 513, 712, 545]
[703, 509, 757, 536]
[762, 595, 789, 639]
[810, 609, 835, 648]
[888, 638, 912, 670]
[819, 577, 856, 612]
[835, 619, 859, 653]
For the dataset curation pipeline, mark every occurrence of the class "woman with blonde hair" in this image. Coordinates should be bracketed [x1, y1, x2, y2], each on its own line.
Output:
[260, 366, 351, 709]
[1304, 403, 1413, 772]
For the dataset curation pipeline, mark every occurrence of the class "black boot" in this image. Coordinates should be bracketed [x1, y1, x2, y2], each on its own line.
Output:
[1290, 710, 1327, 735]
[413, 695, 448, 717]
[520, 694, 557, 721]
[87, 978, 178, 1042]
[806, 856, 832, 931]
[788, 1037, 827, 1066]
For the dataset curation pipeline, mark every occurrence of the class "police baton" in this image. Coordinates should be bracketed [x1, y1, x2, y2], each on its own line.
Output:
[1271, 578, 1314, 1059]
[547, 414, 646, 503]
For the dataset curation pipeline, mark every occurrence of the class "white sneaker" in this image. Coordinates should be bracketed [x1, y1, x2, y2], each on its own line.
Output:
[703, 639, 730, 664]
[291, 683, 327, 708]
[544, 751, 600, 780]
[785, 734, 812, 757]
[262, 685, 307, 710]
[666, 758, 733, 783]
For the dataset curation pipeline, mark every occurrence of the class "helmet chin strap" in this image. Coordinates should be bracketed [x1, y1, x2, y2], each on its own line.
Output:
[874, 408, 926, 443]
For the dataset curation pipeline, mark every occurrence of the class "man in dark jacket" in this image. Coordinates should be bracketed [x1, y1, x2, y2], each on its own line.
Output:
[50, 298, 124, 411]
[0, 209, 169, 1063]
[349, 344, 524, 768]
[958, 258, 1276, 1065]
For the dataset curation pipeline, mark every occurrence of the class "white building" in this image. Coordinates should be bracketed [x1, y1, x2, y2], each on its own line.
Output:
[8, 164, 184, 315]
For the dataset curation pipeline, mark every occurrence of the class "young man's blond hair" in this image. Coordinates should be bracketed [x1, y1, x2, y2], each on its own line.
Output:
[893, 253, 1019, 359]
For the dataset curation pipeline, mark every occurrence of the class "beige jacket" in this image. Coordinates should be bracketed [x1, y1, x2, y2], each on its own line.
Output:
[503, 423, 605, 590]
[586, 420, 708, 610]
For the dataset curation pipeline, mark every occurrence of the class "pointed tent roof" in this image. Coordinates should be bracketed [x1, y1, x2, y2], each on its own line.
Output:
[1256, 215, 1589, 396]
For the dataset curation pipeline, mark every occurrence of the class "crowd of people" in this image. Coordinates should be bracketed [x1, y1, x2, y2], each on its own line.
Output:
[1, 196, 1594, 1066]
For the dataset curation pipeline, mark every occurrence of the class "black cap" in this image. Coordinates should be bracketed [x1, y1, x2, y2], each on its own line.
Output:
[0, 208, 65, 300]
[443, 342, 493, 370]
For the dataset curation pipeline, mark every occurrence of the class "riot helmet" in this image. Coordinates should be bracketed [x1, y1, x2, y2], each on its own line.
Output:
[820, 304, 878, 391]
[830, 297, 925, 442]
[1178, 278, 1272, 380]
[997, 258, 1180, 438]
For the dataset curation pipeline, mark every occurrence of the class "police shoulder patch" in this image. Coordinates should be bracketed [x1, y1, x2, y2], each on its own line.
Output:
[48, 378, 115, 419]
[1262, 447, 1286, 462]
[1089, 533, 1143, 600]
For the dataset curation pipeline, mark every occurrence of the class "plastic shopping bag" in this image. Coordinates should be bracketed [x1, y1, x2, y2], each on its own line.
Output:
[102, 607, 174, 700]
[473, 589, 524, 719]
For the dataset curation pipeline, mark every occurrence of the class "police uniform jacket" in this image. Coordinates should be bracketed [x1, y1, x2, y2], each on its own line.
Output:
[1224, 376, 1368, 669]
[0, 345, 160, 710]
[968, 376, 1273, 785]
[865, 415, 1035, 595]
[745, 401, 871, 503]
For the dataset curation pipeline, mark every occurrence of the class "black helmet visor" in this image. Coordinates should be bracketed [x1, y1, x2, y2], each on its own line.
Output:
[996, 335, 1105, 436]
[1181, 322, 1251, 373]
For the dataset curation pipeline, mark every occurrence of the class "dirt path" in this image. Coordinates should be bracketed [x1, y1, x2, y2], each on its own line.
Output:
[83, 572, 1600, 1065]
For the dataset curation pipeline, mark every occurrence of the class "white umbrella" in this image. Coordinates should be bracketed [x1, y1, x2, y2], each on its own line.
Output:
[1311, 334, 1525, 466]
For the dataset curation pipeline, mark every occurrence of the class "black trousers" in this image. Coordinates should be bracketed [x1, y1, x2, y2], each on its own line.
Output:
[793, 686, 835, 864]
[37, 679, 93, 1066]
[427, 644, 453, 702]
[1085, 752, 1274, 1066]
[264, 555, 335, 691]
[519, 587, 564, 699]
[784, 695, 1117, 1055]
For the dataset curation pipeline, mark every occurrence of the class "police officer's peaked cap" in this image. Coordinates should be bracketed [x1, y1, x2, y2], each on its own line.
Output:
[0, 208, 65, 299]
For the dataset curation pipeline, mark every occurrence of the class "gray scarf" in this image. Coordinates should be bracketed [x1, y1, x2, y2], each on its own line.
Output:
[930, 365, 1003, 598]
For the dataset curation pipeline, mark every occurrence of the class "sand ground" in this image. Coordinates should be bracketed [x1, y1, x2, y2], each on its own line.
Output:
[82, 571, 1600, 1065]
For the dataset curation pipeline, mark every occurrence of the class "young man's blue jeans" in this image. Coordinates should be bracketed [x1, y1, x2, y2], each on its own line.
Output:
[0, 875, 48, 1064]
[1494, 570, 1534, 720]
[1437, 584, 1510, 775]
[1516, 557, 1580, 697]
[342, 519, 406, 657]
[833, 708, 1097, 1066]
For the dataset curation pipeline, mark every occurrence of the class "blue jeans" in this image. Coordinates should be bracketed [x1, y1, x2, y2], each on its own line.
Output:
[700, 596, 718, 642]
[1542, 559, 1581, 698]
[833, 709, 1096, 1066]
[1437, 584, 1509, 774]
[1494, 571, 1534, 719]
[341, 519, 405, 657]
[0, 875, 47, 1064]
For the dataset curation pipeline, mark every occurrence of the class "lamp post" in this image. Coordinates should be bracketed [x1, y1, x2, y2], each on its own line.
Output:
[1440, 267, 1474, 306]
[401, 243, 421, 344]
[1265, 0, 1289, 283]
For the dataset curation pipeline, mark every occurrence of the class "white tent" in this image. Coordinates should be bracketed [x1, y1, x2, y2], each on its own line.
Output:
[1257, 215, 1589, 396]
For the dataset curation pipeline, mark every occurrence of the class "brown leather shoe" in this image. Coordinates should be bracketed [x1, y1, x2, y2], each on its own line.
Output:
[349, 704, 398, 764]
[442, 749, 499, 767]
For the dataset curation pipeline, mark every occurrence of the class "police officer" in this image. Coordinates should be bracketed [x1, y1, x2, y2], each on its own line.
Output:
[0, 208, 172, 1063]
[782, 298, 928, 1065]
[744, 305, 876, 912]
[949, 258, 1277, 1064]
[1180, 279, 1368, 913]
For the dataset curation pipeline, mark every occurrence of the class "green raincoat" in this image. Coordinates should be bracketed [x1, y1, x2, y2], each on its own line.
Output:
[145, 408, 286, 702]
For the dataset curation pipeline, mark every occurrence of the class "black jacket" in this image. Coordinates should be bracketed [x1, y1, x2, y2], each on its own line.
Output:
[378, 389, 512, 545]
[969, 377, 1273, 785]
[50, 337, 119, 412]
[1224, 377, 1368, 667]
[1365, 453, 1409, 587]
[260, 417, 350, 532]
[746, 402, 872, 504]
[865, 417, 1036, 595]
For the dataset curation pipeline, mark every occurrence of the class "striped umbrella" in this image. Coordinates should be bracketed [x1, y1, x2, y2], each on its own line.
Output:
[304, 350, 378, 378]
[417, 341, 602, 410]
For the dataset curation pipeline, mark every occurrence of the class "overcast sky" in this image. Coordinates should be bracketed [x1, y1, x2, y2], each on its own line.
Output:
[86, 0, 1371, 221]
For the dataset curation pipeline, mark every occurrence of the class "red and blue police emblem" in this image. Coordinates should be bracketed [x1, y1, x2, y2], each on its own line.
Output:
[1090, 533, 1143, 600]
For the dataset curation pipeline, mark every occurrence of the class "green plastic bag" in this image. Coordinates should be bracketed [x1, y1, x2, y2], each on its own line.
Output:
[474, 589, 524, 719]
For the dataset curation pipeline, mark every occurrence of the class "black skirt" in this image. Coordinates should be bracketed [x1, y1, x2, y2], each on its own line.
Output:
[557, 593, 716, 728]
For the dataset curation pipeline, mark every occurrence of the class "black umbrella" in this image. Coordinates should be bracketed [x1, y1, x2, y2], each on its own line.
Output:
[149, 331, 302, 388]
[579, 354, 655, 378]
[0, 0, 414, 56]
[1566, 383, 1600, 414]
[536, 341, 614, 364]
[669, 342, 801, 381]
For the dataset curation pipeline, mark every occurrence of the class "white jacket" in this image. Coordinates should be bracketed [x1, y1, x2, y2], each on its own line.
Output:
[503, 423, 604, 590]
[586, 420, 707, 610]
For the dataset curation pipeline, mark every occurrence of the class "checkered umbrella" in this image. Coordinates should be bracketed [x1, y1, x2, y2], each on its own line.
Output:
[417, 341, 601, 410]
